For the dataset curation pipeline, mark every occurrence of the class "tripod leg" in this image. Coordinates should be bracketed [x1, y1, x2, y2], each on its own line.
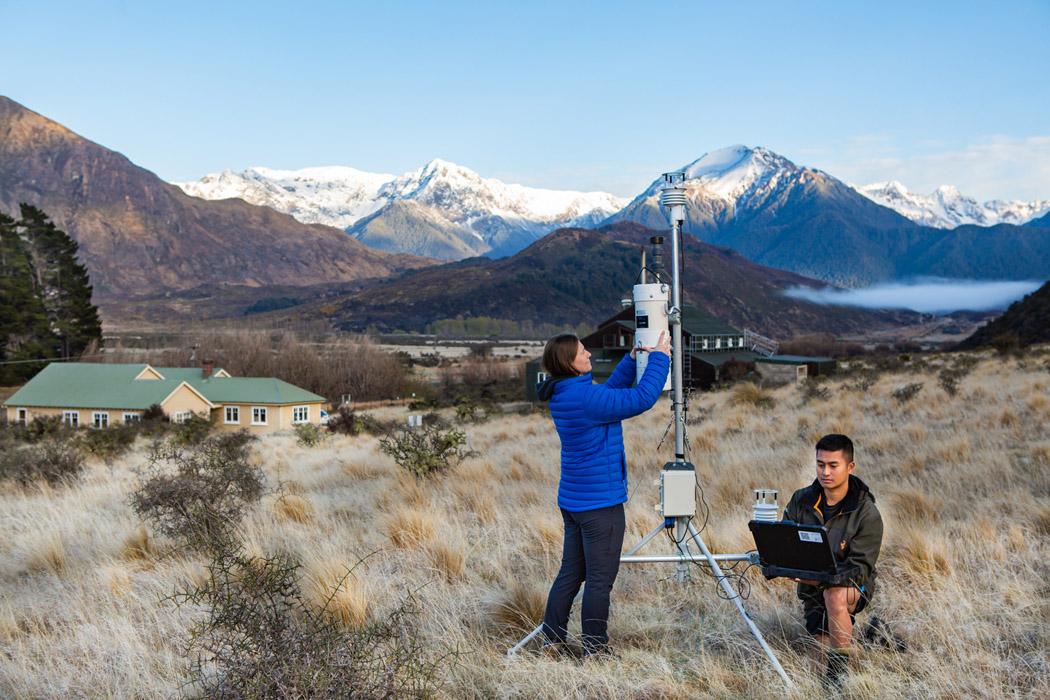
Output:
[686, 521, 793, 687]
[506, 522, 668, 656]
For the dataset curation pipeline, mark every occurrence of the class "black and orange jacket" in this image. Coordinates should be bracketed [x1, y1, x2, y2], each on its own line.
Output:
[784, 474, 883, 611]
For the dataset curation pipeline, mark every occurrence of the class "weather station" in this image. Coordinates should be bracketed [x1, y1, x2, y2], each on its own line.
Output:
[509, 173, 793, 688]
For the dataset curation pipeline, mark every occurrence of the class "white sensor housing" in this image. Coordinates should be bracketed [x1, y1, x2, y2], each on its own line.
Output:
[633, 282, 671, 391]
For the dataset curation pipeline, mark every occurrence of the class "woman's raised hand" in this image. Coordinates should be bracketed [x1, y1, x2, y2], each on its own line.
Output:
[654, 331, 671, 357]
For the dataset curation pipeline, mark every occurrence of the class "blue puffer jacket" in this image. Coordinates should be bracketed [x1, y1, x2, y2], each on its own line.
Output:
[536, 352, 669, 512]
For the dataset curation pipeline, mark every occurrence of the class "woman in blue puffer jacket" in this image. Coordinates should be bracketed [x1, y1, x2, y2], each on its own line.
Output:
[535, 331, 670, 657]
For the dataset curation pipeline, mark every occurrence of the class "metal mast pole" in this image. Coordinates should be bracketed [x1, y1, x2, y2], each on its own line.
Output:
[660, 174, 688, 459]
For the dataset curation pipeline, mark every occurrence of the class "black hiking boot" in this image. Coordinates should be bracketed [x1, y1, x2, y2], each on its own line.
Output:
[823, 647, 850, 692]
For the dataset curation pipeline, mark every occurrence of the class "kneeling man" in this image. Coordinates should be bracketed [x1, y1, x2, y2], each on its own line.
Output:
[785, 434, 883, 688]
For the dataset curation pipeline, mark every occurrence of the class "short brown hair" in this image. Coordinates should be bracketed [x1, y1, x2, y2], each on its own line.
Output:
[542, 333, 581, 377]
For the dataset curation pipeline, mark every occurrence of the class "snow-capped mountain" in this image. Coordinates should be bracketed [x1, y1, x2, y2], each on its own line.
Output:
[603, 145, 826, 234]
[175, 160, 628, 259]
[605, 144, 1050, 288]
[177, 166, 395, 229]
[854, 181, 1050, 229]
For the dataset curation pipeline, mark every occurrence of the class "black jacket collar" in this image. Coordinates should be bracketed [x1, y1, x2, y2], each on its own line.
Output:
[797, 474, 872, 515]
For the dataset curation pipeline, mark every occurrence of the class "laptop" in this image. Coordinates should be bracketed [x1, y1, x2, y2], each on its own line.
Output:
[748, 520, 861, 585]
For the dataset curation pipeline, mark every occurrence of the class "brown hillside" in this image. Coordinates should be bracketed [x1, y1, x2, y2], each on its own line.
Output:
[0, 97, 432, 302]
[286, 223, 930, 337]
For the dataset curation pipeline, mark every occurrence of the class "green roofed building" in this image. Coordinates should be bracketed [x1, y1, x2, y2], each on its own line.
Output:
[3, 362, 325, 432]
[576, 304, 776, 390]
[524, 304, 781, 396]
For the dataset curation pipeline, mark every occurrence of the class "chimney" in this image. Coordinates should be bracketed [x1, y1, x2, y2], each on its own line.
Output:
[202, 359, 214, 379]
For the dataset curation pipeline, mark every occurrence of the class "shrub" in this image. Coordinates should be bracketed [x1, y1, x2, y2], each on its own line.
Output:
[0, 440, 84, 486]
[467, 342, 494, 358]
[379, 425, 476, 479]
[171, 545, 451, 699]
[169, 414, 214, 448]
[799, 378, 830, 404]
[894, 341, 923, 354]
[327, 406, 397, 437]
[19, 415, 71, 444]
[720, 358, 754, 384]
[422, 411, 452, 430]
[892, 382, 924, 403]
[131, 431, 262, 551]
[293, 422, 327, 448]
[728, 382, 775, 409]
[994, 333, 1021, 355]
[847, 371, 878, 393]
[938, 368, 963, 397]
[843, 343, 867, 357]
[76, 423, 138, 459]
[142, 403, 166, 422]
[455, 396, 481, 423]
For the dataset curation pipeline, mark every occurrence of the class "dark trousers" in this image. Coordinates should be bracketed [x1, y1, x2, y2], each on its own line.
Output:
[541, 503, 626, 653]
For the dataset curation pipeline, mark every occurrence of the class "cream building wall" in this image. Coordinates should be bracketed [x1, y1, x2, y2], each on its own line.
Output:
[160, 384, 213, 416]
[209, 401, 324, 434]
[5, 406, 148, 426]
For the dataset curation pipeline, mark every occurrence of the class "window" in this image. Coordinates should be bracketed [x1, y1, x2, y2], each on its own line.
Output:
[537, 371, 549, 383]
[171, 411, 193, 424]
[92, 412, 109, 429]
[292, 406, 309, 424]
[16, 409, 27, 425]
[63, 411, 79, 427]
[225, 406, 240, 424]
[251, 407, 268, 425]
[123, 413, 140, 423]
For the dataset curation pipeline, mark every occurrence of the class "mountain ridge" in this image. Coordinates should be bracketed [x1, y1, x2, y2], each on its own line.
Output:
[854, 180, 1049, 229]
[277, 222, 932, 338]
[176, 158, 627, 260]
[0, 96, 432, 307]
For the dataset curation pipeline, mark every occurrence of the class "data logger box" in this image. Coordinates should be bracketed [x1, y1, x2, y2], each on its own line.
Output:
[657, 462, 696, 517]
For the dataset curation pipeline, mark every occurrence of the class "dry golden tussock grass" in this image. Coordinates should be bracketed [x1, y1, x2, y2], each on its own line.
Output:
[1032, 503, 1050, 536]
[273, 492, 315, 523]
[2, 350, 1050, 698]
[383, 505, 441, 548]
[301, 554, 371, 628]
[728, 381, 774, 409]
[121, 524, 156, 562]
[488, 579, 546, 634]
[426, 537, 467, 583]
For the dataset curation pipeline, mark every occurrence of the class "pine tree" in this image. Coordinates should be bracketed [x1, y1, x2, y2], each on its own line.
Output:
[18, 204, 102, 360]
[0, 206, 102, 384]
[0, 212, 56, 383]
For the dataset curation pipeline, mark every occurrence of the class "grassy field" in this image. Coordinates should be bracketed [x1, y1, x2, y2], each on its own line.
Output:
[2, 349, 1049, 698]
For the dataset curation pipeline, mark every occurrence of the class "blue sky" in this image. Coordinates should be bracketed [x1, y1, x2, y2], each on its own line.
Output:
[3, 0, 1048, 200]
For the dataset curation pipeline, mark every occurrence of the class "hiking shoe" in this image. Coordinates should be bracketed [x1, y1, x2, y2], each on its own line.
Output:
[538, 642, 582, 660]
[582, 645, 621, 662]
[864, 616, 907, 652]
[823, 648, 850, 691]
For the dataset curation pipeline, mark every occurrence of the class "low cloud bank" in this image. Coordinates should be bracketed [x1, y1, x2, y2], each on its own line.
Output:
[783, 279, 1044, 315]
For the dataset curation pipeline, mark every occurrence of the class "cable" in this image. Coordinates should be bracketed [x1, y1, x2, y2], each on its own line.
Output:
[636, 266, 668, 285]
[665, 525, 753, 601]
